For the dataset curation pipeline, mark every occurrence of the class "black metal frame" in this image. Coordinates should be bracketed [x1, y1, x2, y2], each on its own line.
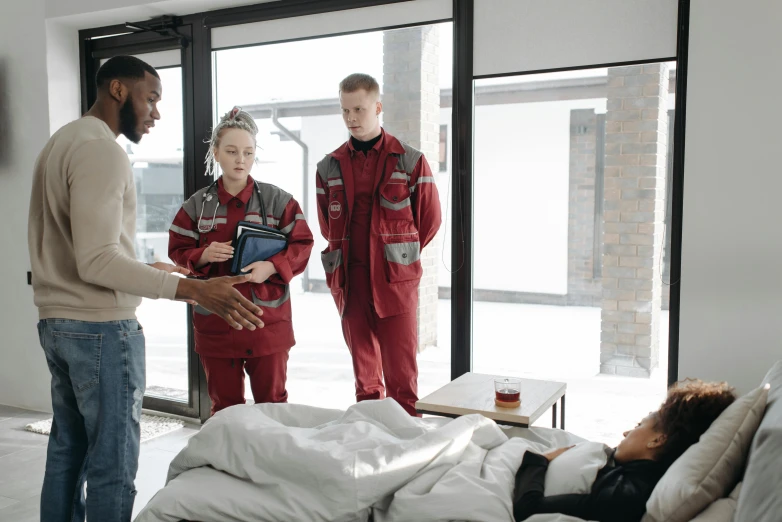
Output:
[188, 20, 215, 421]
[667, 0, 691, 387]
[472, 58, 677, 82]
[451, 0, 474, 380]
[552, 394, 565, 430]
[77, 0, 689, 420]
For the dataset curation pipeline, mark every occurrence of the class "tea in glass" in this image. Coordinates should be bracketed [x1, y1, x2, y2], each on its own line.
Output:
[494, 377, 521, 408]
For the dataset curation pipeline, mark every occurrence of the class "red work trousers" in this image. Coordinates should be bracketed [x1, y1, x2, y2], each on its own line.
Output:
[341, 266, 419, 416]
[200, 351, 289, 416]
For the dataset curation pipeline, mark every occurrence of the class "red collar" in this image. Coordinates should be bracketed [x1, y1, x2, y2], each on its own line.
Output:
[217, 175, 255, 206]
[332, 128, 405, 159]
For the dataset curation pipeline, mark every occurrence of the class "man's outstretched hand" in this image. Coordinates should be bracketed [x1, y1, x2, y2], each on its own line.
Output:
[176, 274, 264, 330]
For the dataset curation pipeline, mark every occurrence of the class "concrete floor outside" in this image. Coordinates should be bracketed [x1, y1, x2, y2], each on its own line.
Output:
[139, 291, 669, 448]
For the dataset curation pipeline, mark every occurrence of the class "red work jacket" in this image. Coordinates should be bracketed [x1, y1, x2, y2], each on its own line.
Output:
[315, 130, 441, 318]
[168, 176, 313, 358]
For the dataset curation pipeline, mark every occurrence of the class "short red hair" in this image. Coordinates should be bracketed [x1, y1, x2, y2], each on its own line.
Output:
[339, 73, 380, 97]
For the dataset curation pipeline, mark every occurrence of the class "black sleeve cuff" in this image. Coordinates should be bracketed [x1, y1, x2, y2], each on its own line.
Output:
[521, 451, 550, 470]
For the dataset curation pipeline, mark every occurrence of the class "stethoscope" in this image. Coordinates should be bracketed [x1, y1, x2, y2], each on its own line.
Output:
[197, 178, 268, 234]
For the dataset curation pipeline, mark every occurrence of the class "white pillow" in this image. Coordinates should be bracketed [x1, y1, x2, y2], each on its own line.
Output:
[642, 385, 768, 522]
[544, 441, 611, 496]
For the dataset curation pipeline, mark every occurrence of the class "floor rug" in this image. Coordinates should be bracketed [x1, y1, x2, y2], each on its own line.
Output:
[25, 414, 185, 443]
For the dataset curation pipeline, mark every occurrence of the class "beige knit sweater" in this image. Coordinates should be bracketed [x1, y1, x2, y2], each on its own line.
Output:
[28, 116, 179, 321]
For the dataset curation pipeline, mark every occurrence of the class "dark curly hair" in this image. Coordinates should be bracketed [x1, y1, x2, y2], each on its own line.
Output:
[653, 379, 736, 469]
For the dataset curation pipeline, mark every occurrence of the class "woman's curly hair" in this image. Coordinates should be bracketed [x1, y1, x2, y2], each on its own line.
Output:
[653, 379, 736, 469]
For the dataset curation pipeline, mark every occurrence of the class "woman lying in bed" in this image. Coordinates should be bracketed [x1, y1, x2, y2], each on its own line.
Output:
[513, 379, 736, 522]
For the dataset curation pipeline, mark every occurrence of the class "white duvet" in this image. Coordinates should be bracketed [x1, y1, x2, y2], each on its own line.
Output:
[134, 399, 586, 522]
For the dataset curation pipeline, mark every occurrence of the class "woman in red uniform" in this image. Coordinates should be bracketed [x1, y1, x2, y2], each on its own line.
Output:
[169, 107, 313, 415]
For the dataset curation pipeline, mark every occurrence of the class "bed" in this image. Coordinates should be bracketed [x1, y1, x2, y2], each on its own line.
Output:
[136, 358, 782, 522]
[134, 398, 585, 522]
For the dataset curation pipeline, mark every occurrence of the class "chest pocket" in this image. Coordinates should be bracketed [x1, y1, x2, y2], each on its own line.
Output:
[380, 181, 413, 221]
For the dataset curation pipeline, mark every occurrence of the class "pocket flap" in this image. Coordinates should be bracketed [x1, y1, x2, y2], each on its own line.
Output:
[321, 249, 343, 273]
[384, 241, 420, 266]
[380, 183, 411, 210]
[252, 284, 290, 308]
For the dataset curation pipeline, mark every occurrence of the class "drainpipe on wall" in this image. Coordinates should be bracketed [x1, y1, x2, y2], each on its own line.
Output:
[271, 108, 310, 291]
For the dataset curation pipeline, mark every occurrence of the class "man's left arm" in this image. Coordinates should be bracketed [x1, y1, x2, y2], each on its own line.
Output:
[267, 197, 314, 284]
[409, 156, 442, 249]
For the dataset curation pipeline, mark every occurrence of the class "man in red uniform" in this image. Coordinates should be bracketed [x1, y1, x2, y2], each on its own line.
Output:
[316, 73, 442, 416]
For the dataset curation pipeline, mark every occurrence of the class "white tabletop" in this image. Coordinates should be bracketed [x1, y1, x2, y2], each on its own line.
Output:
[415, 372, 566, 427]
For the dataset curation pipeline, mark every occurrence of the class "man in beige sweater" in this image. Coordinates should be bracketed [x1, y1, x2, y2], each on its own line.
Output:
[27, 56, 262, 522]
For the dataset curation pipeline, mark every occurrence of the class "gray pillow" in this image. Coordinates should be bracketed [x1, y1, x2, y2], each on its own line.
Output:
[642, 385, 768, 522]
[734, 360, 782, 522]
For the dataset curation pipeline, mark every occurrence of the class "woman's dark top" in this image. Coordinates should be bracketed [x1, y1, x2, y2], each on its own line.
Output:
[513, 451, 664, 522]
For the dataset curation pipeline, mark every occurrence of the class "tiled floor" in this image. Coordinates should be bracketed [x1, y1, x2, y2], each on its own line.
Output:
[0, 404, 199, 522]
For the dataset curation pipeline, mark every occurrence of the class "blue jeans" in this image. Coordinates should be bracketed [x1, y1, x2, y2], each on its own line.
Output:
[37, 319, 145, 522]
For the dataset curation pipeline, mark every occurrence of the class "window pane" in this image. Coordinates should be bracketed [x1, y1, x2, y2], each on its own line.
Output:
[212, 23, 454, 410]
[472, 63, 675, 445]
[118, 66, 189, 402]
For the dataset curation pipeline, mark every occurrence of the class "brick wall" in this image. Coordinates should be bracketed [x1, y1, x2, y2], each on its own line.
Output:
[567, 110, 602, 306]
[382, 25, 441, 351]
[600, 64, 670, 377]
[565, 109, 672, 312]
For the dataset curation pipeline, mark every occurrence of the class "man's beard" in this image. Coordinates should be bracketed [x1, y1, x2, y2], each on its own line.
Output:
[119, 95, 142, 144]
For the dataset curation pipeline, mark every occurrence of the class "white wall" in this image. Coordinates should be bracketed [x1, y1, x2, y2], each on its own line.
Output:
[45, 19, 81, 132]
[0, 1, 54, 411]
[678, 0, 782, 394]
